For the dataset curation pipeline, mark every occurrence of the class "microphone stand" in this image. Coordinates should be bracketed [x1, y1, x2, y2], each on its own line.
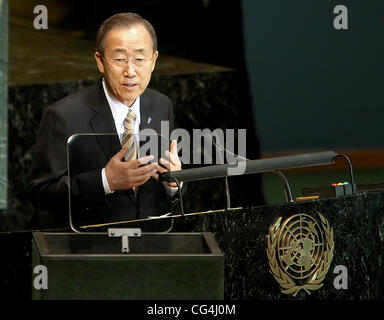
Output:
[212, 136, 294, 204]
[212, 137, 231, 210]
[170, 176, 185, 216]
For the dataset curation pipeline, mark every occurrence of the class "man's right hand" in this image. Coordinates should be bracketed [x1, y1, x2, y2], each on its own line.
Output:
[104, 147, 159, 191]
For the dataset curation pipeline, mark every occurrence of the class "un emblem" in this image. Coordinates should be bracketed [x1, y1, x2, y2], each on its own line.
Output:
[266, 213, 334, 296]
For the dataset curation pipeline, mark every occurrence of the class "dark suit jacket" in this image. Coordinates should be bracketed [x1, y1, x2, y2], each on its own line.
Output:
[29, 79, 177, 229]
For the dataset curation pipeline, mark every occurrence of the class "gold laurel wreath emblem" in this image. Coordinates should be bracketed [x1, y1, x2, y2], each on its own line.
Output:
[266, 213, 334, 297]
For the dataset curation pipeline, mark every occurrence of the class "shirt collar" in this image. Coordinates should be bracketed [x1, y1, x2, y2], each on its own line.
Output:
[102, 78, 141, 125]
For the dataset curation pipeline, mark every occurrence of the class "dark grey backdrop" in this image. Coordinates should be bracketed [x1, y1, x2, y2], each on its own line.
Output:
[242, 0, 384, 153]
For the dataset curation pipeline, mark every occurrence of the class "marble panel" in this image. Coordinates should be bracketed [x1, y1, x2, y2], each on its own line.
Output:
[0, 0, 8, 210]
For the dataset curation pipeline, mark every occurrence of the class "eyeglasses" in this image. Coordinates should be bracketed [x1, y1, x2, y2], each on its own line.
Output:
[103, 56, 154, 69]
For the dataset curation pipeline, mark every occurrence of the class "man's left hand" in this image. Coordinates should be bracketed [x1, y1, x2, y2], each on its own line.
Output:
[152, 139, 182, 187]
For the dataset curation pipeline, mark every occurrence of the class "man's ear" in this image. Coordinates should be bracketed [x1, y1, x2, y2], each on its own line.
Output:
[151, 51, 159, 72]
[94, 51, 105, 74]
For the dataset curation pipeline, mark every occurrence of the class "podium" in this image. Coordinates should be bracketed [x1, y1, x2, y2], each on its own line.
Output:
[32, 232, 224, 300]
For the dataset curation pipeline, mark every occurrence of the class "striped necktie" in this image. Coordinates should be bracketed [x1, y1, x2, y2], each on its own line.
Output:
[122, 109, 137, 161]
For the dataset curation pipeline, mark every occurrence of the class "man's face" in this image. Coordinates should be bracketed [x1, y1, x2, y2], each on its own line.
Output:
[95, 24, 158, 106]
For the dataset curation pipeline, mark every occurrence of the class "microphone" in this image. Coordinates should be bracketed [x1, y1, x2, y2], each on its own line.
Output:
[211, 136, 294, 203]
[159, 150, 338, 206]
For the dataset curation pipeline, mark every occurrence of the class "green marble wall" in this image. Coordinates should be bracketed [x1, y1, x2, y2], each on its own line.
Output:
[174, 191, 384, 299]
[0, 0, 8, 210]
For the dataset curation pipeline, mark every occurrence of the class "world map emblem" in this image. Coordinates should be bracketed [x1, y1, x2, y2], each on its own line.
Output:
[266, 213, 334, 296]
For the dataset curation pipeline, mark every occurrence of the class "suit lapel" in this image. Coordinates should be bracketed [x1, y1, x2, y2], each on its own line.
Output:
[88, 80, 140, 210]
[139, 89, 172, 165]
[139, 89, 165, 150]
[139, 89, 153, 133]
[88, 79, 122, 161]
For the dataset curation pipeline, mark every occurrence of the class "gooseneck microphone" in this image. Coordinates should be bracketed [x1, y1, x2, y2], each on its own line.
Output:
[159, 151, 338, 183]
[211, 136, 294, 203]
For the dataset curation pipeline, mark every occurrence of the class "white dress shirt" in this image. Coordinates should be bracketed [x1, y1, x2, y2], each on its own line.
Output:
[100, 78, 180, 196]
[102, 79, 141, 147]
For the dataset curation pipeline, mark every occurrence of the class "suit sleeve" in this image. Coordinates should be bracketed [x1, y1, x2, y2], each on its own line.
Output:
[168, 97, 175, 133]
[29, 106, 106, 213]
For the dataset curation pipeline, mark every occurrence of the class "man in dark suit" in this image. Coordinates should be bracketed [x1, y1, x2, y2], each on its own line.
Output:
[29, 13, 182, 230]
